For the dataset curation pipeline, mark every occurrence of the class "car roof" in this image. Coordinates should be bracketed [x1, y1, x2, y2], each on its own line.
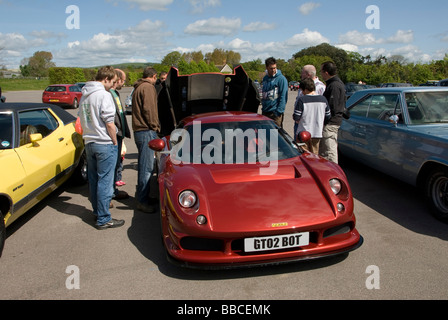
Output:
[0, 102, 76, 124]
[347, 87, 448, 107]
[353, 87, 448, 94]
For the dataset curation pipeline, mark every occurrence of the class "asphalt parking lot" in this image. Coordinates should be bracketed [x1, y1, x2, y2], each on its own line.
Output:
[1, 87, 447, 301]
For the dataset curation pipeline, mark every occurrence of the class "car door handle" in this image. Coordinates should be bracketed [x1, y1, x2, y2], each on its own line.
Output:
[58, 137, 65, 142]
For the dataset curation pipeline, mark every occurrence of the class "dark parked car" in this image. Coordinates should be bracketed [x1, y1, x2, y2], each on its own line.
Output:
[338, 87, 448, 222]
[42, 84, 83, 109]
[380, 83, 413, 88]
[289, 81, 299, 91]
[345, 83, 367, 98]
[125, 88, 133, 114]
[438, 78, 448, 87]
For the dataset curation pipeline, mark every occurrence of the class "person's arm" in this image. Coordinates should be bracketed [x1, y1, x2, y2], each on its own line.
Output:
[293, 99, 303, 123]
[276, 77, 288, 116]
[332, 85, 346, 117]
[106, 122, 118, 145]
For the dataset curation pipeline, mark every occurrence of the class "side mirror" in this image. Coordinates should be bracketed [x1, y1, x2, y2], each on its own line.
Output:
[389, 114, 399, 126]
[30, 133, 43, 146]
[148, 139, 166, 152]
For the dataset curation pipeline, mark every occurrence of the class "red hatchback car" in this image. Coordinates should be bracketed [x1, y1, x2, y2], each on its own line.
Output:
[147, 67, 363, 269]
[42, 84, 82, 109]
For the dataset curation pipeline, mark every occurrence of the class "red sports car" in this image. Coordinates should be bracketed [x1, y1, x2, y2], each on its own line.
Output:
[149, 67, 362, 268]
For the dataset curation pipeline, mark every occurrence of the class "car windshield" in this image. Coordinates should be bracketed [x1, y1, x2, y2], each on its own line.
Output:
[405, 91, 448, 124]
[45, 86, 66, 92]
[172, 120, 301, 164]
[0, 112, 13, 149]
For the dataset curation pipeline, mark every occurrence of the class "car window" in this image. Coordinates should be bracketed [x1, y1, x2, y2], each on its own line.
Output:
[367, 94, 399, 121]
[45, 86, 66, 92]
[350, 94, 400, 122]
[18, 109, 59, 146]
[0, 112, 13, 149]
[405, 91, 448, 124]
[69, 86, 81, 92]
[349, 96, 370, 117]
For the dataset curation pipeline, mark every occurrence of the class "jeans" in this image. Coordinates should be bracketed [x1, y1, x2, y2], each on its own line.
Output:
[85, 143, 118, 225]
[134, 130, 157, 204]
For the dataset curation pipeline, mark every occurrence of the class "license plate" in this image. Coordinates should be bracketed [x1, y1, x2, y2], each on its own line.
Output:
[50, 99, 59, 102]
[244, 232, 309, 252]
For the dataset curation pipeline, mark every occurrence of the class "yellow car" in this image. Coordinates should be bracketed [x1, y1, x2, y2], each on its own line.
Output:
[0, 103, 86, 256]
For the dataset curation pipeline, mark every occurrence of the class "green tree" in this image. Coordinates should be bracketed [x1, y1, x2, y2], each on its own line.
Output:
[27, 51, 55, 77]
[293, 43, 351, 82]
[161, 51, 182, 67]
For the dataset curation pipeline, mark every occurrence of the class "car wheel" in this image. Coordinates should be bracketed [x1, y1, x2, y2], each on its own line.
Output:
[71, 151, 88, 185]
[0, 210, 5, 258]
[425, 167, 448, 222]
[72, 98, 79, 109]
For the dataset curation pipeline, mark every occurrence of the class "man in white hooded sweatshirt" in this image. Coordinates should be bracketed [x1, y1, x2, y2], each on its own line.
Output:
[78, 66, 125, 230]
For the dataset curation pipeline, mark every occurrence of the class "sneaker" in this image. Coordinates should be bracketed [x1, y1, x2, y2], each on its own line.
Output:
[115, 180, 126, 186]
[95, 218, 125, 230]
[136, 202, 156, 213]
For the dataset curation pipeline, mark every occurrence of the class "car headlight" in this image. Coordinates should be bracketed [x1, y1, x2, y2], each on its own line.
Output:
[329, 179, 342, 195]
[179, 190, 197, 208]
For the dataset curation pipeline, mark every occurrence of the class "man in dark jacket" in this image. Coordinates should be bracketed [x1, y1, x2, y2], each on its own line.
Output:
[131, 67, 160, 213]
[319, 61, 346, 164]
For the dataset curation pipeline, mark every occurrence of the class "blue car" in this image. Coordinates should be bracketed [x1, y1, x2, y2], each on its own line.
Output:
[338, 87, 448, 222]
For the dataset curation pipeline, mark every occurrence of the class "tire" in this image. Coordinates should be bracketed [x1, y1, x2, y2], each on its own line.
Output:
[425, 167, 448, 222]
[72, 98, 79, 109]
[71, 151, 88, 185]
[0, 210, 5, 258]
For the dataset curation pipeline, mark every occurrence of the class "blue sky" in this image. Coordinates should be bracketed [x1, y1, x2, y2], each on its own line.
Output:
[1, 0, 447, 69]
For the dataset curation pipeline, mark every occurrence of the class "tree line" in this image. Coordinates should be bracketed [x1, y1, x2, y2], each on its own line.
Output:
[19, 44, 448, 86]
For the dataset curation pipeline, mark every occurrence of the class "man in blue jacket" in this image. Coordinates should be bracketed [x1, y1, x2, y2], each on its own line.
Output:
[261, 57, 288, 128]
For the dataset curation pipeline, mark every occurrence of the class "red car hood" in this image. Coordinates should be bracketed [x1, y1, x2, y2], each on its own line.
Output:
[166, 155, 349, 234]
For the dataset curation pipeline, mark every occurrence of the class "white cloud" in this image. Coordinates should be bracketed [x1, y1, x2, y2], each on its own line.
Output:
[339, 30, 378, 46]
[385, 30, 414, 44]
[184, 17, 241, 36]
[243, 22, 276, 32]
[0, 32, 30, 50]
[54, 19, 171, 67]
[339, 29, 414, 47]
[336, 43, 359, 53]
[189, 0, 221, 13]
[173, 28, 330, 64]
[390, 45, 430, 63]
[299, 2, 321, 15]
[123, 0, 173, 11]
[284, 28, 329, 47]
